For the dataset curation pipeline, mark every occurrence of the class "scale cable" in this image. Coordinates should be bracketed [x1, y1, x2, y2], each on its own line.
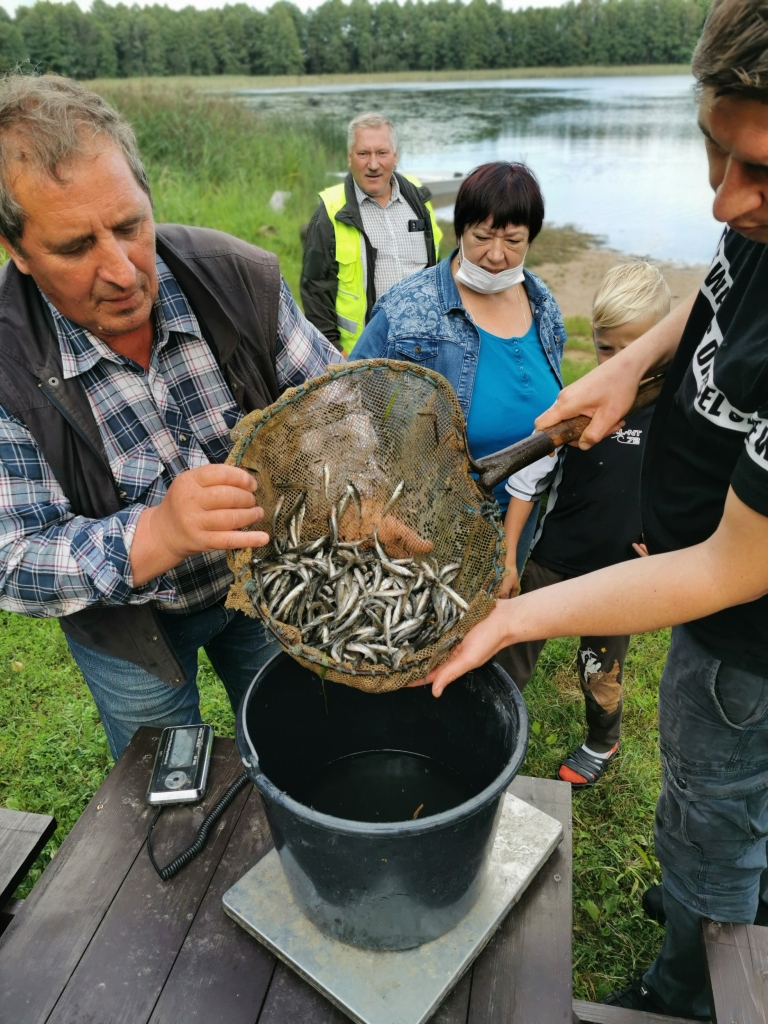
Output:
[146, 773, 249, 881]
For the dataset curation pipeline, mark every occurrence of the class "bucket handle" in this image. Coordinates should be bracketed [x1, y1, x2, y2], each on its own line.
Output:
[236, 676, 262, 775]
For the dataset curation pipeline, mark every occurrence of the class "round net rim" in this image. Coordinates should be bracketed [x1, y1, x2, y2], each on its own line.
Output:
[225, 358, 506, 693]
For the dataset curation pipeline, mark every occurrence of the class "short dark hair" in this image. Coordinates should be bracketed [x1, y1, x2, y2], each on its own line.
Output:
[453, 162, 544, 243]
[692, 0, 768, 100]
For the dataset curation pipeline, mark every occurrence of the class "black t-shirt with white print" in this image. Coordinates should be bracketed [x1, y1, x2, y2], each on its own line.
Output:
[642, 229, 768, 674]
[531, 406, 652, 576]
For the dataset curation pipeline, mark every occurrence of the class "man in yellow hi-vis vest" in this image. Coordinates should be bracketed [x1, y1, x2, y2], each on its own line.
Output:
[300, 112, 442, 353]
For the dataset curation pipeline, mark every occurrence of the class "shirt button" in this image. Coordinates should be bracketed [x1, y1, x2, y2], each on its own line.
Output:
[414, 346, 421, 355]
[180, 434, 187, 441]
[119, 490, 127, 499]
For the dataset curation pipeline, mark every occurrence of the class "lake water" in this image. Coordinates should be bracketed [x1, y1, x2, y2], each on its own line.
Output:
[236, 75, 721, 265]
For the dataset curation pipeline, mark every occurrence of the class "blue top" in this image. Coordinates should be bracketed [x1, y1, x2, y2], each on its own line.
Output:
[352, 251, 563, 409]
[351, 252, 565, 509]
[466, 321, 561, 509]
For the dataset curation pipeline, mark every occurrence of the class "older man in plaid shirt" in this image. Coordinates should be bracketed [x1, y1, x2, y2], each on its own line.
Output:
[0, 74, 342, 759]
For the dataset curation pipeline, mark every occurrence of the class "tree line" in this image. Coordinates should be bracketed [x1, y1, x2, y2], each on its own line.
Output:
[0, 0, 710, 80]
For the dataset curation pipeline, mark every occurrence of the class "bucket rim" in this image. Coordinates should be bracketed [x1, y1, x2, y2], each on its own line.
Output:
[237, 650, 529, 838]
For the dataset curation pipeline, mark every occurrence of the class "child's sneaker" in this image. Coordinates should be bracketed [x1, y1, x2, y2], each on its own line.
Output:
[557, 741, 620, 787]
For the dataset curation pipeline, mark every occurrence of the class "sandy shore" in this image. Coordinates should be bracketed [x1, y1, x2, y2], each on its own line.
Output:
[535, 245, 709, 319]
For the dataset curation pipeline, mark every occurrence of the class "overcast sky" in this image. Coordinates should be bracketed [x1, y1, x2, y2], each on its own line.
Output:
[1, 0, 570, 16]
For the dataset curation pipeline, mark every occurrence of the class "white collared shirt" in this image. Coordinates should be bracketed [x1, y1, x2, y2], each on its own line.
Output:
[354, 175, 429, 300]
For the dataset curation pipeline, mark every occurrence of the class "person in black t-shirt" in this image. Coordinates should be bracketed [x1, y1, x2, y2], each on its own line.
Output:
[416, 1, 768, 1018]
[496, 263, 670, 787]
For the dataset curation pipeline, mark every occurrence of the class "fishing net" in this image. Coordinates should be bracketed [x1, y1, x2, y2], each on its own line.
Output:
[226, 358, 505, 693]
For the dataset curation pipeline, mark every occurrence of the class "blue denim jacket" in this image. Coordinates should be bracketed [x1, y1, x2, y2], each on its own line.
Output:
[351, 252, 565, 416]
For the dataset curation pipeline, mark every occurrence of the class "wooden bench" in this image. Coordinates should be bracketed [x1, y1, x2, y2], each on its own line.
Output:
[703, 920, 768, 1024]
[0, 808, 56, 936]
[573, 999, 699, 1022]
[574, 917, 768, 1024]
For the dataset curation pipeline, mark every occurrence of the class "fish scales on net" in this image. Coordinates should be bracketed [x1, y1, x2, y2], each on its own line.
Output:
[248, 477, 468, 672]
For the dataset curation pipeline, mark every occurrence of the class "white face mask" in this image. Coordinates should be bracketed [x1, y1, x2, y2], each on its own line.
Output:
[455, 237, 527, 294]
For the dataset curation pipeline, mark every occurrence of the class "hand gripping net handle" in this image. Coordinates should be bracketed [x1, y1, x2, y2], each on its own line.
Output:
[225, 359, 506, 693]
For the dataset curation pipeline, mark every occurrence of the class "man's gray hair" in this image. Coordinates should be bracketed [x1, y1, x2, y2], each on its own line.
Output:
[0, 72, 151, 249]
[347, 112, 397, 153]
[692, 0, 768, 97]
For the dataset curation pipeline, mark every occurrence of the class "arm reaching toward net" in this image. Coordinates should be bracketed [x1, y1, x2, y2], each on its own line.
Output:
[498, 499, 533, 598]
[419, 487, 768, 696]
[535, 290, 698, 449]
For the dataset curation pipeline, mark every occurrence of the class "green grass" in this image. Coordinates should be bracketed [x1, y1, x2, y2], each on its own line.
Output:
[521, 630, 668, 999]
[562, 314, 598, 385]
[529, 228, 601, 269]
[0, 608, 669, 999]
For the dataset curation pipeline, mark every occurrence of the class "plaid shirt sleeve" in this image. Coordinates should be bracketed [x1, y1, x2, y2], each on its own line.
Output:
[275, 278, 344, 389]
[0, 404, 174, 617]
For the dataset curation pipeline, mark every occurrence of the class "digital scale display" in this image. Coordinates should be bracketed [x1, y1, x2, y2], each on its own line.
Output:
[169, 727, 196, 768]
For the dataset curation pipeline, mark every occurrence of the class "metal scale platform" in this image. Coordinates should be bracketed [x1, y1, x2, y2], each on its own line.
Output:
[223, 791, 563, 1024]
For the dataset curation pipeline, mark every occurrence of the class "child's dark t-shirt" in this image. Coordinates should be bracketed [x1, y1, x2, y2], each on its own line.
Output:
[531, 405, 652, 576]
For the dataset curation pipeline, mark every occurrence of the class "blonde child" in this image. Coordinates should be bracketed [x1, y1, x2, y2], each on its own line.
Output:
[496, 262, 671, 786]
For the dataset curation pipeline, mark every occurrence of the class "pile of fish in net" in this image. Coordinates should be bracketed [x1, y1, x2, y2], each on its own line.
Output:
[249, 475, 469, 670]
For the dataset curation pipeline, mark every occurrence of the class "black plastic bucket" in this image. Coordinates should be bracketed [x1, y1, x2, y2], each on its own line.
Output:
[236, 651, 528, 950]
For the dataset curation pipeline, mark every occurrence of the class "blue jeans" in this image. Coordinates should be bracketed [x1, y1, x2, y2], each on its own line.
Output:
[67, 603, 278, 760]
[644, 625, 768, 1019]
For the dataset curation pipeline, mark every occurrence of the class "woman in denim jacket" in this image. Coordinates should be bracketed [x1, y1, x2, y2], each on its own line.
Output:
[351, 161, 566, 582]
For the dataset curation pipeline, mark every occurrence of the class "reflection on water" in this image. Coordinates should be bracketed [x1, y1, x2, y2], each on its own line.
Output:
[236, 75, 720, 264]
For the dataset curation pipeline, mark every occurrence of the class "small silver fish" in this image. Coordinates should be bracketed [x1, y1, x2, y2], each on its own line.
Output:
[436, 580, 469, 612]
[275, 580, 307, 619]
[346, 642, 378, 663]
[346, 482, 362, 518]
[380, 479, 405, 518]
[248, 500, 468, 671]
[271, 495, 285, 552]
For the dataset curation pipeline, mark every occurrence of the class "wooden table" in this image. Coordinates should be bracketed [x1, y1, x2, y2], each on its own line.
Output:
[0, 728, 573, 1024]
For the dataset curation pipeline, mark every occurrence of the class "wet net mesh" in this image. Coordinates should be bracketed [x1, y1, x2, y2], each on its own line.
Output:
[226, 359, 506, 693]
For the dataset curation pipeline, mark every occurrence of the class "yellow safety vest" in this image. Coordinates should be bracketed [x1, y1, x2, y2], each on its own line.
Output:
[319, 174, 443, 354]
